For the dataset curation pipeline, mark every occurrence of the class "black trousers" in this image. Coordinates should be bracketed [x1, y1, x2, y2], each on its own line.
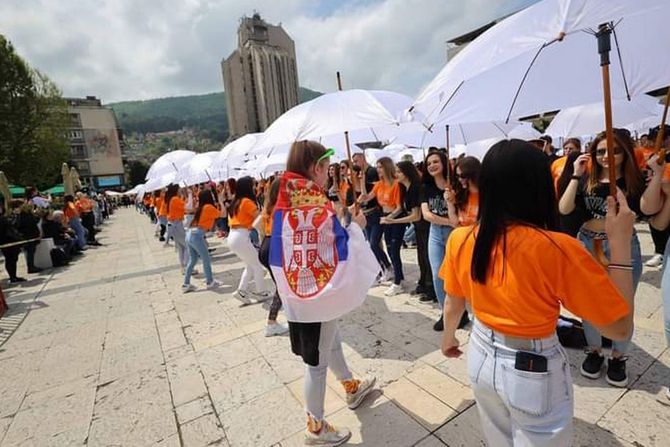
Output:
[2, 246, 21, 279]
[258, 236, 282, 321]
[81, 212, 96, 242]
[415, 221, 434, 293]
[651, 222, 670, 255]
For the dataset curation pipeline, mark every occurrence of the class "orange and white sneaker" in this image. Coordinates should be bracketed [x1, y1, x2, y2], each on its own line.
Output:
[304, 416, 351, 446]
[342, 376, 376, 410]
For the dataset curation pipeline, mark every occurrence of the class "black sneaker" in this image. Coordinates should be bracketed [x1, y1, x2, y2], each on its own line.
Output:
[419, 294, 434, 303]
[411, 284, 426, 296]
[580, 351, 605, 379]
[433, 316, 444, 332]
[9, 277, 26, 283]
[606, 357, 628, 387]
[458, 312, 471, 329]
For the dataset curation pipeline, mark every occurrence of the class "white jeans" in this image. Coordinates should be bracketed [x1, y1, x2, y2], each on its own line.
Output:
[305, 320, 353, 420]
[468, 321, 573, 446]
[227, 228, 268, 293]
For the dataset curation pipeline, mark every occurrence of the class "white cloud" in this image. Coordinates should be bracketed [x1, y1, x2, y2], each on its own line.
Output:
[0, 0, 537, 103]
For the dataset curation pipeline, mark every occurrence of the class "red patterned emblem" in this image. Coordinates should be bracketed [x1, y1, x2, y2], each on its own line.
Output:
[282, 207, 338, 298]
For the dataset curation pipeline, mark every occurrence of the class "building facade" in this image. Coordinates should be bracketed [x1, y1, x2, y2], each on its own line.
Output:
[66, 96, 125, 189]
[221, 13, 299, 138]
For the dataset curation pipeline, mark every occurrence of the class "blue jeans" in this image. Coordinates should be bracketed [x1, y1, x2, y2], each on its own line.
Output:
[403, 225, 416, 245]
[365, 210, 391, 271]
[578, 230, 642, 354]
[383, 222, 407, 285]
[184, 228, 214, 285]
[662, 237, 670, 347]
[428, 224, 453, 307]
[69, 217, 87, 250]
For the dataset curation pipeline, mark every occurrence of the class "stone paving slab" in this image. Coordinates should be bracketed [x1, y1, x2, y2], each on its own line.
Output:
[0, 208, 667, 446]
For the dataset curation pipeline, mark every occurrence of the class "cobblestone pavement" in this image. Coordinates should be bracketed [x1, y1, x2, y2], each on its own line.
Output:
[0, 208, 667, 446]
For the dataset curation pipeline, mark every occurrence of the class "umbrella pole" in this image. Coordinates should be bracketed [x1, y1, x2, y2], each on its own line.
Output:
[445, 125, 452, 185]
[595, 23, 617, 267]
[654, 86, 670, 164]
[337, 71, 358, 213]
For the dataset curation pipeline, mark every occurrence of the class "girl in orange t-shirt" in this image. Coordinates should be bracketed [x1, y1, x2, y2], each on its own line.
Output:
[359, 157, 404, 296]
[165, 184, 188, 269]
[439, 139, 635, 445]
[227, 176, 270, 300]
[445, 156, 481, 228]
[253, 178, 289, 337]
[181, 190, 221, 292]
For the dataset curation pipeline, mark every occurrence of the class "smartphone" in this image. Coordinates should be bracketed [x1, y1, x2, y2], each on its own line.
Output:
[514, 351, 548, 373]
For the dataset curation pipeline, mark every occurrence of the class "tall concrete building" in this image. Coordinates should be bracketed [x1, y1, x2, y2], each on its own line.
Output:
[66, 96, 125, 189]
[221, 13, 300, 138]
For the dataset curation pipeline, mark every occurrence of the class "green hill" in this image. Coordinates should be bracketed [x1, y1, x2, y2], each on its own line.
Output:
[108, 87, 322, 143]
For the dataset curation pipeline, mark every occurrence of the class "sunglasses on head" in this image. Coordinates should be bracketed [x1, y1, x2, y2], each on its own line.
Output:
[595, 147, 624, 157]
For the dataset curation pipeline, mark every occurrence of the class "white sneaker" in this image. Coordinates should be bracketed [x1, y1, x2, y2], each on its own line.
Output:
[233, 289, 252, 305]
[265, 322, 289, 337]
[206, 280, 221, 290]
[384, 283, 404, 297]
[253, 290, 273, 302]
[345, 376, 376, 409]
[181, 284, 196, 294]
[657, 387, 670, 407]
[646, 254, 664, 267]
[304, 421, 351, 446]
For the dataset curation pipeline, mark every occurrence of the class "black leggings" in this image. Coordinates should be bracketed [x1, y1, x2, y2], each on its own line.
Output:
[2, 246, 21, 280]
[258, 236, 282, 321]
[650, 223, 670, 255]
[415, 221, 433, 293]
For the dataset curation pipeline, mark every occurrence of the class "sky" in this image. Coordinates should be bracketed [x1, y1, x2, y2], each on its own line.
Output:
[0, 0, 540, 104]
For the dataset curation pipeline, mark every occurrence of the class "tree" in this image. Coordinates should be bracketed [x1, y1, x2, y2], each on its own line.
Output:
[0, 35, 69, 189]
[125, 159, 149, 186]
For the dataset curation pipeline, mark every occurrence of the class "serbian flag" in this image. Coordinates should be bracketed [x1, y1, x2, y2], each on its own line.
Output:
[269, 171, 378, 323]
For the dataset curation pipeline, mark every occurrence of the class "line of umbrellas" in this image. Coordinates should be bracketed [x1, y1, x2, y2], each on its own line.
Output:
[137, 0, 670, 193]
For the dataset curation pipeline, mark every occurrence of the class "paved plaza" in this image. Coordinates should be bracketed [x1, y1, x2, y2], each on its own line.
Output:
[0, 208, 668, 446]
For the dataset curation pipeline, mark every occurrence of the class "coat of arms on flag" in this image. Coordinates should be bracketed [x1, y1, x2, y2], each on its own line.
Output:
[269, 171, 378, 323]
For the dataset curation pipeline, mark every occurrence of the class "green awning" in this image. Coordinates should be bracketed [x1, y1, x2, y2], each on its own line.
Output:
[8, 185, 25, 197]
[43, 184, 65, 195]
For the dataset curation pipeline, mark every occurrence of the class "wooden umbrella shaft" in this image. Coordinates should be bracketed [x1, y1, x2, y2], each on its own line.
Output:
[654, 87, 670, 165]
[337, 72, 359, 214]
[601, 64, 618, 197]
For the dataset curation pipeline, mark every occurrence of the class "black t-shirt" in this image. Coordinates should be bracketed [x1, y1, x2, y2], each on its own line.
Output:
[577, 177, 643, 220]
[362, 166, 380, 210]
[420, 182, 449, 217]
[401, 182, 421, 215]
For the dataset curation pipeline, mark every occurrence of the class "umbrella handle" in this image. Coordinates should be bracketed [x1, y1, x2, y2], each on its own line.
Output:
[655, 86, 670, 165]
[593, 239, 609, 268]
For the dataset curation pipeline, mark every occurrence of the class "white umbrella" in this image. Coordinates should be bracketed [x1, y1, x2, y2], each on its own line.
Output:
[144, 171, 179, 192]
[391, 121, 537, 148]
[545, 95, 659, 139]
[211, 133, 261, 180]
[624, 104, 669, 135]
[180, 151, 218, 186]
[254, 89, 413, 151]
[411, 0, 670, 126]
[145, 150, 195, 180]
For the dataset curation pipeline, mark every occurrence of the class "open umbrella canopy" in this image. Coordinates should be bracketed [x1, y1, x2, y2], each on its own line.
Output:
[545, 95, 660, 139]
[411, 0, 670, 126]
[179, 151, 218, 186]
[145, 150, 196, 180]
[390, 121, 539, 148]
[254, 89, 413, 151]
[211, 133, 261, 180]
[625, 104, 670, 135]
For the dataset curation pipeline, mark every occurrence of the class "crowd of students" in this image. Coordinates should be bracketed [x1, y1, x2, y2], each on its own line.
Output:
[0, 188, 113, 283]
[139, 125, 669, 446]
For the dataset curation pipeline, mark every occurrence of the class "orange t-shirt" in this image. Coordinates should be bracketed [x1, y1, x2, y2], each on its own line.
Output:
[458, 191, 479, 227]
[551, 157, 568, 186]
[76, 197, 92, 214]
[193, 204, 220, 231]
[372, 180, 401, 208]
[635, 146, 656, 170]
[167, 197, 185, 221]
[229, 198, 258, 229]
[439, 225, 629, 338]
[64, 202, 78, 220]
[154, 197, 162, 211]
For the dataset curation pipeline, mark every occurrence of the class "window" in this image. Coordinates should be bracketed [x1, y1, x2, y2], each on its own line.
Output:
[69, 130, 83, 140]
[76, 162, 90, 175]
[69, 113, 82, 127]
[70, 145, 87, 158]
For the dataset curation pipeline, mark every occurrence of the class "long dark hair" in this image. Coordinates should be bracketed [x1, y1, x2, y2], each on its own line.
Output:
[587, 130, 644, 197]
[230, 176, 256, 217]
[164, 184, 179, 213]
[396, 160, 420, 205]
[191, 190, 215, 227]
[263, 178, 281, 218]
[422, 149, 450, 188]
[327, 163, 341, 190]
[556, 150, 583, 198]
[454, 156, 481, 210]
[471, 139, 558, 283]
